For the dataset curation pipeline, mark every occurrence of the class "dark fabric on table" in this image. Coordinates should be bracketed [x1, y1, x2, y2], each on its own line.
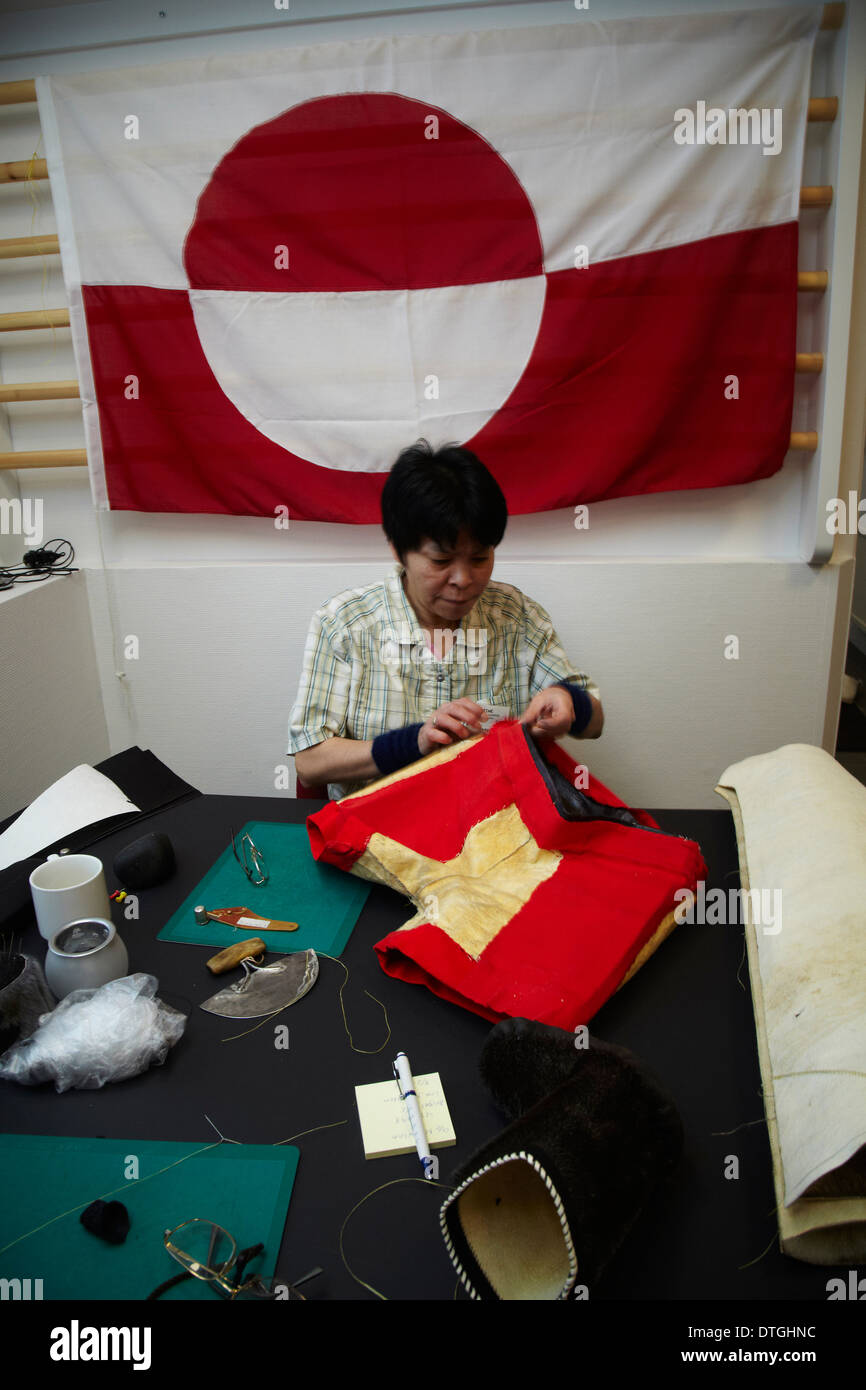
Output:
[443, 1023, 684, 1296]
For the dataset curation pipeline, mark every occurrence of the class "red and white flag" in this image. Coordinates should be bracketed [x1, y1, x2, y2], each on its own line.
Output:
[39, 6, 822, 521]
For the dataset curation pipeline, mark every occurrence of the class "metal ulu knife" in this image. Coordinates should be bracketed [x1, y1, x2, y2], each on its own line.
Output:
[200, 950, 319, 1019]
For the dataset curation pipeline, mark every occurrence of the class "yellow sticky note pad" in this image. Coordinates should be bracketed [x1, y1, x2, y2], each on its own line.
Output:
[355, 1072, 456, 1160]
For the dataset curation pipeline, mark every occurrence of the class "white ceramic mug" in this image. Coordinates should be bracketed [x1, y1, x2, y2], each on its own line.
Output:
[45, 918, 129, 1000]
[29, 854, 112, 942]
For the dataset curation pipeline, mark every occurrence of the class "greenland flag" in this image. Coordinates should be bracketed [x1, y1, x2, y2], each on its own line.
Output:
[39, 6, 822, 521]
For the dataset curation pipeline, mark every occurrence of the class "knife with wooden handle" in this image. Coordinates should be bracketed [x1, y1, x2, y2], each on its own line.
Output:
[204, 906, 299, 933]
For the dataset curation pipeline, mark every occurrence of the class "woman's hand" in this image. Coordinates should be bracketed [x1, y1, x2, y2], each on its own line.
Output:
[418, 699, 485, 756]
[519, 686, 575, 740]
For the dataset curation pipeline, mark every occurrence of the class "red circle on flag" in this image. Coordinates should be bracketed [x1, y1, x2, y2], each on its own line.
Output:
[181, 91, 548, 479]
[184, 93, 543, 291]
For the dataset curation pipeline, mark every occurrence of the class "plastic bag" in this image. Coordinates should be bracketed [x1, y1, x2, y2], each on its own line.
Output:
[0, 973, 186, 1092]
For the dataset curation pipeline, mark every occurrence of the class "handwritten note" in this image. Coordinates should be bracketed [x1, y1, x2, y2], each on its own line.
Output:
[355, 1072, 455, 1160]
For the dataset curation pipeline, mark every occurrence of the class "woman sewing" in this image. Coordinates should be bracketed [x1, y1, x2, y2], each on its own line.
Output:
[288, 441, 603, 800]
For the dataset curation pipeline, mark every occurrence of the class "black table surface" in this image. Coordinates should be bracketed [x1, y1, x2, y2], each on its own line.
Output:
[0, 795, 856, 1307]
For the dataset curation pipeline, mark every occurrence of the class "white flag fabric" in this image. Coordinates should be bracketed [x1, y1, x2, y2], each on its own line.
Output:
[38, 5, 822, 519]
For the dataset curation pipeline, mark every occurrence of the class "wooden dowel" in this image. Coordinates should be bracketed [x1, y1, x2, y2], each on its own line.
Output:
[0, 234, 60, 259]
[0, 158, 48, 183]
[0, 380, 79, 403]
[0, 242, 826, 288]
[798, 270, 828, 291]
[0, 449, 87, 469]
[807, 98, 838, 122]
[0, 366, 823, 415]
[0, 309, 69, 331]
[0, 166, 835, 206]
[0, 436, 820, 470]
[0, 356, 820, 402]
[0, 324, 827, 362]
[795, 353, 823, 373]
[0, 82, 846, 107]
[800, 186, 833, 208]
[0, 80, 37, 106]
[820, 3, 845, 29]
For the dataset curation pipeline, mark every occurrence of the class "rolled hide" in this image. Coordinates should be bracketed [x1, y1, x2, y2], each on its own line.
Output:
[716, 743, 866, 1264]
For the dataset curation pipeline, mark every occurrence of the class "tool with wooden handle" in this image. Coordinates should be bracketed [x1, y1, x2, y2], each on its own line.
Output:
[206, 938, 267, 975]
[202, 906, 299, 933]
[200, 949, 319, 1020]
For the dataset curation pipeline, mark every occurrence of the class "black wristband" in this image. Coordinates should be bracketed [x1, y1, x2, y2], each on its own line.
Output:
[554, 682, 594, 736]
[371, 722, 425, 776]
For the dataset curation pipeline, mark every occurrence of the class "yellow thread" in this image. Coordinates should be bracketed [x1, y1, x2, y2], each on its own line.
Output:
[219, 999, 298, 1043]
[339, 1177, 453, 1300]
[735, 936, 748, 992]
[711, 1118, 766, 1137]
[317, 952, 392, 1054]
[1, 1116, 349, 1258]
[0, 1139, 223, 1258]
[203, 1114, 240, 1144]
[738, 1229, 778, 1270]
[273, 1119, 348, 1147]
[203, 1112, 348, 1150]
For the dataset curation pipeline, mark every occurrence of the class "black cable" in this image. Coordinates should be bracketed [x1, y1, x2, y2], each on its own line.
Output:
[145, 1271, 192, 1301]
[0, 537, 77, 586]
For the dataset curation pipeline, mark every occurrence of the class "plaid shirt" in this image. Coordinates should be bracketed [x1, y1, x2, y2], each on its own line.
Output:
[287, 564, 600, 800]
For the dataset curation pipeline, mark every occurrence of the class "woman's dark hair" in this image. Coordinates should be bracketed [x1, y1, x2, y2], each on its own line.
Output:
[381, 440, 508, 559]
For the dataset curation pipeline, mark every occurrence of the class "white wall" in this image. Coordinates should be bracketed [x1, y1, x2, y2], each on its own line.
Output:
[0, 0, 863, 813]
[0, 572, 109, 818]
[80, 559, 838, 811]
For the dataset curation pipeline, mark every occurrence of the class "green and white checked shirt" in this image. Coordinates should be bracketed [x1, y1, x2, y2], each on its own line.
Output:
[287, 565, 600, 799]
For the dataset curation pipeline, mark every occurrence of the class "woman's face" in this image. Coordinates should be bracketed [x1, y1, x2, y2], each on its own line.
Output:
[392, 531, 495, 627]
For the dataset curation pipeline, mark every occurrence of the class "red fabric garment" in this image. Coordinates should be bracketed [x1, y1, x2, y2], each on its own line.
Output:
[307, 721, 706, 1029]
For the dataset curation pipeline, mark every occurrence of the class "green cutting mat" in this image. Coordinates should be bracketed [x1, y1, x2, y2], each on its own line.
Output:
[0, 1134, 299, 1301]
[158, 820, 371, 955]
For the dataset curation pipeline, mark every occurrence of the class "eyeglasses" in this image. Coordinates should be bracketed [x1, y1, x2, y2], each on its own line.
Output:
[147, 1218, 322, 1301]
[231, 827, 268, 885]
